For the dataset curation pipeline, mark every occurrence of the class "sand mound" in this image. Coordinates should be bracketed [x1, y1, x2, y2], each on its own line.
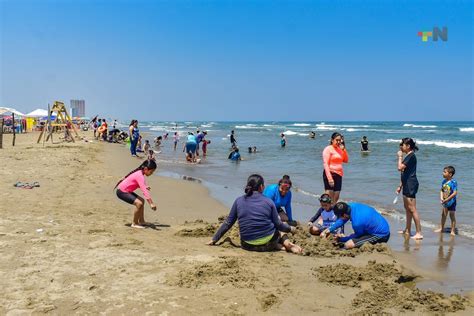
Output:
[292, 226, 391, 258]
[171, 256, 256, 289]
[315, 260, 468, 314]
[175, 223, 219, 237]
[176, 216, 240, 241]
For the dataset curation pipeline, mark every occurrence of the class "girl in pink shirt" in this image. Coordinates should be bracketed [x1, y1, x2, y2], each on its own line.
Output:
[114, 160, 157, 228]
[322, 132, 349, 204]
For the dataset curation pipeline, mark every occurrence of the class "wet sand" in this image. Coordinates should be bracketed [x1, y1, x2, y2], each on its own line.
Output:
[0, 131, 473, 315]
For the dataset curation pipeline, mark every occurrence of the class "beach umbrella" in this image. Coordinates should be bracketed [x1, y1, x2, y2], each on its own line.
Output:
[26, 109, 48, 117]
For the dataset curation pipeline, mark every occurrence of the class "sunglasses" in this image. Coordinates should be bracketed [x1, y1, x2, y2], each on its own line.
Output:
[319, 197, 332, 203]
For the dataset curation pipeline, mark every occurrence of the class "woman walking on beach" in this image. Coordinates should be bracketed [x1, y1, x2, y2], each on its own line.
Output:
[208, 174, 302, 254]
[263, 175, 294, 224]
[322, 132, 349, 204]
[115, 160, 157, 228]
[397, 138, 423, 240]
[129, 120, 140, 157]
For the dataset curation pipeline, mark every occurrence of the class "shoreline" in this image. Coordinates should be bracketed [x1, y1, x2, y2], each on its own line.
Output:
[0, 131, 472, 314]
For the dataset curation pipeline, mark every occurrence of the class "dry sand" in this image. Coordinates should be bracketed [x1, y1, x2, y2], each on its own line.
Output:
[1, 131, 473, 315]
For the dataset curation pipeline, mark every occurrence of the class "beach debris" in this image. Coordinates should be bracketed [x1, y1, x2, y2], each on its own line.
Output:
[182, 175, 202, 183]
[36, 228, 44, 233]
[259, 293, 281, 312]
[13, 181, 40, 189]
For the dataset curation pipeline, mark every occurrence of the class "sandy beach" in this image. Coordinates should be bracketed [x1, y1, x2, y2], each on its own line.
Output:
[1, 131, 473, 315]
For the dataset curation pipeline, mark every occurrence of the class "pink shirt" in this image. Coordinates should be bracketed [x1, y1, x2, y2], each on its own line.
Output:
[322, 145, 349, 181]
[118, 170, 151, 199]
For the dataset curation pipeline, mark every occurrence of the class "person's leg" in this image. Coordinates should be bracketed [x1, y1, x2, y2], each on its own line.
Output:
[135, 196, 148, 225]
[407, 198, 423, 239]
[325, 190, 335, 203]
[309, 226, 321, 236]
[344, 239, 356, 249]
[280, 233, 302, 254]
[333, 191, 341, 204]
[399, 196, 412, 234]
[435, 207, 448, 232]
[131, 198, 145, 228]
[278, 211, 289, 222]
[449, 211, 456, 236]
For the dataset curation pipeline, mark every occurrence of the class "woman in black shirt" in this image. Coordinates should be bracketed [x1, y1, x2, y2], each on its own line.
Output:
[396, 138, 423, 240]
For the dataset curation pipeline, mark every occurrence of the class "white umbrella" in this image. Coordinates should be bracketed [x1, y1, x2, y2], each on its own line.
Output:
[26, 109, 48, 117]
[0, 107, 25, 116]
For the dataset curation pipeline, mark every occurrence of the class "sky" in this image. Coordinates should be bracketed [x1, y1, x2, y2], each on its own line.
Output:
[0, 0, 472, 121]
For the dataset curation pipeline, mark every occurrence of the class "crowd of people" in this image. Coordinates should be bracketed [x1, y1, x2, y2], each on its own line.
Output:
[110, 121, 460, 254]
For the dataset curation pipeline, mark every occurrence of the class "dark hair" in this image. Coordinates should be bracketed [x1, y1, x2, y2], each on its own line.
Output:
[129, 120, 136, 127]
[400, 138, 419, 151]
[333, 202, 350, 218]
[114, 160, 157, 190]
[330, 132, 343, 144]
[278, 175, 292, 188]
[248, 147, 252, 153]
[444, 165, 455, 175]
[244, 174, 264, 197]
[319, 193, 332, 204]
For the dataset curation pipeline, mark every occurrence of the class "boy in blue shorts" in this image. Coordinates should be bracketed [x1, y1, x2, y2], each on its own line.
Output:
[435, 166, 458, 236]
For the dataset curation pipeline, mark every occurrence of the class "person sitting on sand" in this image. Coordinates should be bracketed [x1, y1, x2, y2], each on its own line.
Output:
[143, 140, 151, 153]
[320, 202, 390, 249]
[307, 194, 338, 236]
[263, 175, 294, 224]
[114, 160, 157, 229]
[207, 174, 302, 254]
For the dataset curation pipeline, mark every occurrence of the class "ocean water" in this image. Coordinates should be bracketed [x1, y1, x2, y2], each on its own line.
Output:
[139, 121, 473, 239]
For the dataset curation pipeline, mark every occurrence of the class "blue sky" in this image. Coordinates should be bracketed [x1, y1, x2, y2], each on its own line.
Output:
[1, 0, 472, 121]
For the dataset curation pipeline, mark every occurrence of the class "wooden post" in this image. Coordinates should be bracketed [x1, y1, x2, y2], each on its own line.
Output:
[0, 118, 3, 149]
[12, 112, 16, 147]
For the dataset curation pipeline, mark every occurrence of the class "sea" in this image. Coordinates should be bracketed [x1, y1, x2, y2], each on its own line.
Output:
[137, 121, 473, 240]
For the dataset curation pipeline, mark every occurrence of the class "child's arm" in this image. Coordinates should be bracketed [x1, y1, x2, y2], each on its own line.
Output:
[443, 190, 457, 203]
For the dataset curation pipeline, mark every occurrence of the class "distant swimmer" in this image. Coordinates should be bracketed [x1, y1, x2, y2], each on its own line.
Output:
[309, 131, 316, 139]
[280, 133, 286, 147]
[248, 146, 258, 153]
[360, 136, 370, 152]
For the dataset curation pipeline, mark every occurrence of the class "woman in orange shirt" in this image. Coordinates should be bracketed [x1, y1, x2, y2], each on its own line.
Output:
[322, 132, 349, 203]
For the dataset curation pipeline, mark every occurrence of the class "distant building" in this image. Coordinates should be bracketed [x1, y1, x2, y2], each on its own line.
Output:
[70, 99, 85, 117]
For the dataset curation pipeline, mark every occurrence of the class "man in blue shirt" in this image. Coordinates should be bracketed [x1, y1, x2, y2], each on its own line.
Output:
[321, 202, 390, 249]
[263, 176, 293, 223]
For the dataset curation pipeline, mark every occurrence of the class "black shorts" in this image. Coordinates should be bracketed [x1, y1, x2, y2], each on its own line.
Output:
[402, 181, 419, 199]
[351, 234, 390, 248]
[323, 171, 342, 191]
[116, 189, 139, 205]
[241, 230, 288, 252]
[446, 201, 457, 211]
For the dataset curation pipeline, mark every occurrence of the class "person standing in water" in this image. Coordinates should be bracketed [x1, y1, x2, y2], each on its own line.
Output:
[280, 133, 286, 147]
[322, 132, 349, 204]
[230, 130, 237, 147]
[360, 136, 369, 152]
[397, 138, 423, 240]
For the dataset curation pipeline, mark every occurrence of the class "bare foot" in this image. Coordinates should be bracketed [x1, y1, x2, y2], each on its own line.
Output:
[398, 229, 410, 235]
[434, 228, 443, 233]
[450, 231, 456, 236]
[131, 224, 146, 229]
[289, 244, 303, 254]
[411, 233, 423, 240]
